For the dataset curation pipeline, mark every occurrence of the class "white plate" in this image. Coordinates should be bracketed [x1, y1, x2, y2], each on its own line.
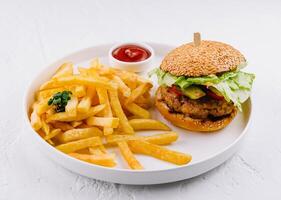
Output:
[23, 43, 252, 185]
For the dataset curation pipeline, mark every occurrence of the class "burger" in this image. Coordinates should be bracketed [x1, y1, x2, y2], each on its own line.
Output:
[150, 33, 255, 132]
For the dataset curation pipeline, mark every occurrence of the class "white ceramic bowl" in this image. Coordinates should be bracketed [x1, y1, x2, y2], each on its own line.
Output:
[23, 43, 252, 185]
[108, 42, 154, 72]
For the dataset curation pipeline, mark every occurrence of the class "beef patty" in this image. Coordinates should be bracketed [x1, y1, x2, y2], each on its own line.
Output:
[157, 86, 235, 119]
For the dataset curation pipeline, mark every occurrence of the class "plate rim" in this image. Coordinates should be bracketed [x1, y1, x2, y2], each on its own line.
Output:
[23, 42, 252, 174]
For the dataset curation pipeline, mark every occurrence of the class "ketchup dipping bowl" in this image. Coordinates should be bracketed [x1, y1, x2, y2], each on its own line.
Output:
[109, 42, 154, 72]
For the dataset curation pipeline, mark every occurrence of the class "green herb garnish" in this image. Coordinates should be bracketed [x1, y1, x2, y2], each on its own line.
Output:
[48, 91, 72, 112]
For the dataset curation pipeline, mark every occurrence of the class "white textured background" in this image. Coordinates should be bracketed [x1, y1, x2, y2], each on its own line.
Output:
[1, 0, 281, 199]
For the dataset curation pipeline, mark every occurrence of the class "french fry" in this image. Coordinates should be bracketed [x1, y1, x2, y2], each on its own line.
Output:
[114, 69, 151, 84]
[74, 85, 87, 98]
[86, 117, 119, 128]
[44, 129, 61, 140]
[128, 140, 192, 165]
[37, 129, 45, 138]
[75, 148, 90, 154]
[106, 132, 178, 146]
[125, 103, 150, 119]
[99, 68, 115, 77]
[143, 91, 150, 98]
[89, 139, 107, 154]
[90, 58, 102, 69]
[135, 102, 150, 110]
[124, 76, 137, 90]
[91, 94, 100, 106]
[47, 104, 105, 122]
[46, 112, 73, 122]
[56, 136, 102, 153]
[36, 85, 86, 101]
[36, 87, 65, 101]
[87, 87, 97, 103]
[129, 119, 170, 131]
[97, 88, 113, 135]
[36, 99, 50, 115]
[127, 115, 141, 120]
[41, 118, 56, 144]
[57, 127, 103, 143]
[96, 88, 110, 111]
[89, 146, 105, 155]
[69, 153, 116, 167]
[113, 76, 131, 97]
[30, 103, 42, 131]
[80, 66, 100, 79]
[66, 96, 78, 115]
[51, 122, 73, 131]
[77, 67, 89, 76]
[117, 141, 143, 170]
[145, 132, 178, 145]
[41, 117, 51, 135]
[125, 83, 152, 105]
[45, 107, 55, 119]
[77, 87, 95, 113]
[106, 135, 142, 145]
[85, 87, 99, 106]
[76, 123, 91, 129]
[77, 96, 91, 113]
[71, 121, 83, 128]
[40, 75, 117, 91]
[52, 62, 73, 79]
[134, 94, 151, 109]
[47, 139, 55, 146]
[98, 144, 107, 153]
[109, 90, 134, 134]
[113, 70, 137, 89]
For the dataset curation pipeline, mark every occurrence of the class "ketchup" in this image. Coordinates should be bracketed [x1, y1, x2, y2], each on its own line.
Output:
[112, 45, 151, 62]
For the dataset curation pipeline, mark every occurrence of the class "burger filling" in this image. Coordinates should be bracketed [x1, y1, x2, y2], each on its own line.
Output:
[158, 86, 234, 120]
[150, 68, 255, 119]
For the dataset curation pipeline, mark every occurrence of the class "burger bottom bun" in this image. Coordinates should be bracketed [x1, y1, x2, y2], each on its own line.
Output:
[155, 90, 237, 132]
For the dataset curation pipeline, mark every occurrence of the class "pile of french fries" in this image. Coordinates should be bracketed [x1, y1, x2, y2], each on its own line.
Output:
[29, 59, 192, 169]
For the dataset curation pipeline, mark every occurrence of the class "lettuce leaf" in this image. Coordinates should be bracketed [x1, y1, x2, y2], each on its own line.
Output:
[149, 68, 255, 111]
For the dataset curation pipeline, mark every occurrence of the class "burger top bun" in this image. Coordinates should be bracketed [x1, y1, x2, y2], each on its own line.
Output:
[160, 40, 246, 77]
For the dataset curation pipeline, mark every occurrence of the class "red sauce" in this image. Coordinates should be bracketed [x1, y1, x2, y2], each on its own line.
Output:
[112, 44, 151, 62]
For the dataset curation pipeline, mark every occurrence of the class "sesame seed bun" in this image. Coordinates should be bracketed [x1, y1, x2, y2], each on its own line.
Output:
[160, 40, 246, 77]
[155, 88, 237, 132]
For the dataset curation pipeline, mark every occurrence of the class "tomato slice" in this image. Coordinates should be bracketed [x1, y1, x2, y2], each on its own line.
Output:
[206, 89, 224, 100]
[168, 85, 182, 97]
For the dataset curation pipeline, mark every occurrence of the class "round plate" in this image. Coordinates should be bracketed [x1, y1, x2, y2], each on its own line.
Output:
[23, 43, 252, 185]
